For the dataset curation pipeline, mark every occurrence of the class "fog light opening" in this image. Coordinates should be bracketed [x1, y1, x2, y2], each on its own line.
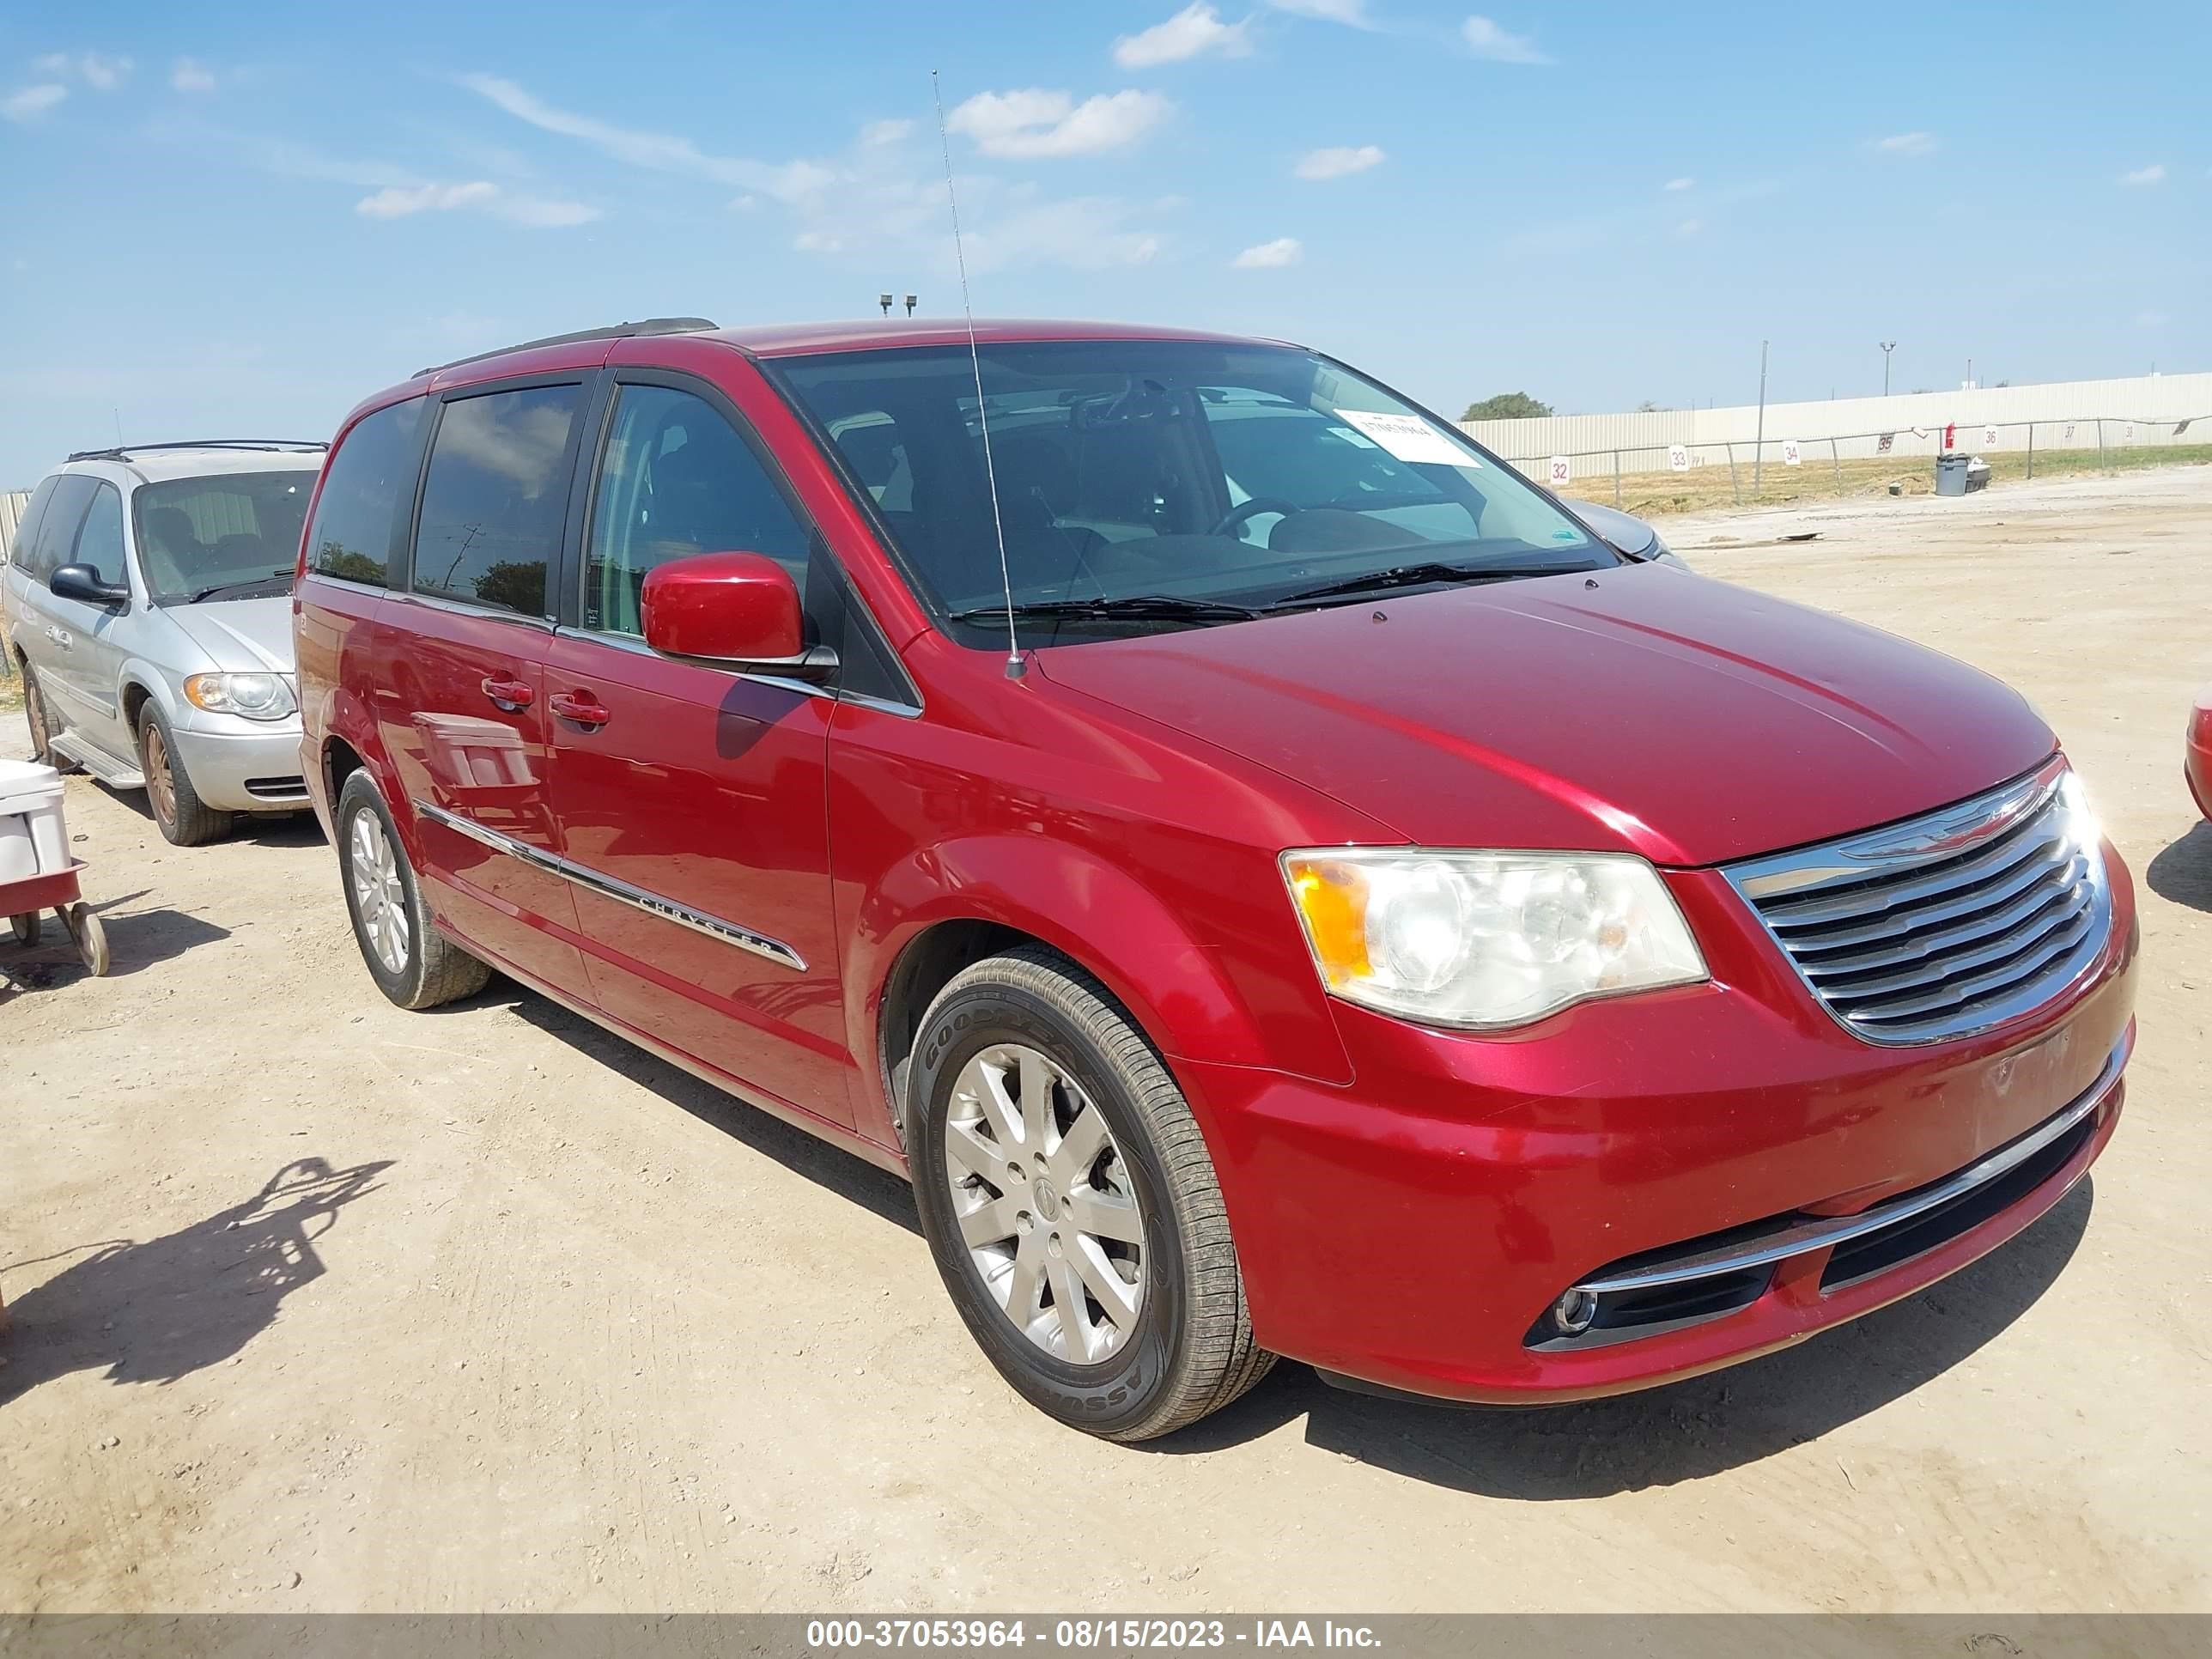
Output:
[1552, 1287, 1600, 1336]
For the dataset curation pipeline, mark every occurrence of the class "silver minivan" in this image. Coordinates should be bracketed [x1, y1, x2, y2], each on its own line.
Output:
[3, 441, 325, 843]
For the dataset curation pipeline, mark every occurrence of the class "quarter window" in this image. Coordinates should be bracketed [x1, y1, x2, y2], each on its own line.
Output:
[9, 477, 58, 571]
[583, 383, 808, 636]
[412, 384, 585, 616]
[307, 398, 424, 588]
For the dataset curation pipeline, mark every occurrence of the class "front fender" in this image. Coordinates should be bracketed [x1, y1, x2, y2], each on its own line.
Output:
[848, 833, 1354, 1118]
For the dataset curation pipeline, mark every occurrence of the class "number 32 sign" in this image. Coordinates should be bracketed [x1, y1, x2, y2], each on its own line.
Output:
[1548, 455, 1571, 488]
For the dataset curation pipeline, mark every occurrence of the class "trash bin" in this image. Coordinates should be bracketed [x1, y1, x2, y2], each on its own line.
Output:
[1935, 453, 1971, 496]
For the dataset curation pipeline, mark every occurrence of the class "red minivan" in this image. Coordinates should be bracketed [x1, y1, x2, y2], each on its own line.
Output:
[295, 317, 2137, 1440]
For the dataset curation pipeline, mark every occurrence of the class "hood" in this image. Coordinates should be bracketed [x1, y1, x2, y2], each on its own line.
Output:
[1033, 565, 2054, 867]
[163, 596, 296, 674]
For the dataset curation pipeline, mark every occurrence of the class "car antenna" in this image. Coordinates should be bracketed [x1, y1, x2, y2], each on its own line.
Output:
[933, 68, 1025, 683]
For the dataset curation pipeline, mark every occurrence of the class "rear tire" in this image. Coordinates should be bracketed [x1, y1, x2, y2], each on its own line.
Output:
[907, 946, 1273, 1441]
[139, 705, 228, 847]
[21, 664, 56, 767]
[336, 771, 489, 1011]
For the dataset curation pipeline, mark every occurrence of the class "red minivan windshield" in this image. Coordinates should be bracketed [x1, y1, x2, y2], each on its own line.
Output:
[774, 340, 1613, 647]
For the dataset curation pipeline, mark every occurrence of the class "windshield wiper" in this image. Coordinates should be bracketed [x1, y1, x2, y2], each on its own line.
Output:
[1266, 561, 1565, 610]
[949, 595, 1262, 626]
[186, 568, 294, 604]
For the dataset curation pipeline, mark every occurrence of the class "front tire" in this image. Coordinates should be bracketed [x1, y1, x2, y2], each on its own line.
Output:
[139, 705, 228, 846]
[336, 771, 489, 1010]
[908, 946, 1273, 1441]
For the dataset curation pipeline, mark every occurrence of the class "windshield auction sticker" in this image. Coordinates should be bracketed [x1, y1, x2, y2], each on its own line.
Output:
[1335, 408, 1483, 468]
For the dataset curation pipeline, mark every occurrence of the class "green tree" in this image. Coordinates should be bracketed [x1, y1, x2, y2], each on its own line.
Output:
[1461, 392, 1553, 421]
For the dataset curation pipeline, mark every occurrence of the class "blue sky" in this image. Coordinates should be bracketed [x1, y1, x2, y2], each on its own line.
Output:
[1, 1, 2205, 484]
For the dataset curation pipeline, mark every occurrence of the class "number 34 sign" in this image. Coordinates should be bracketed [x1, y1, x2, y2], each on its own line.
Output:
[1781, 438, 1803, 467]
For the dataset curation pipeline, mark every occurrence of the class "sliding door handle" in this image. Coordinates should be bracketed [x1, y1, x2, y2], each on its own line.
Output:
[549, 690, 611, 729]
[481, 677, 534, 711]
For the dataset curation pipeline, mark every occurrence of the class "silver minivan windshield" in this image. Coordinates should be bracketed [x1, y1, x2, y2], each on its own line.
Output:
[132, 471, 314, 603]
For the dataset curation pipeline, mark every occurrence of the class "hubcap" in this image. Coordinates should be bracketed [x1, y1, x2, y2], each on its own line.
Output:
[143, 726, 175, 827]
[349, 809, 410, 975]
[942, 1043, 1146, 1364]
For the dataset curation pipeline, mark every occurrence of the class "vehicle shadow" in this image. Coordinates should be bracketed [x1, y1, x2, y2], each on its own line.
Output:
[0, 1157, 392, 1410]
[93, 902, 230, 976]
[1159, 1180, 2094, 1495]
[483, 988, 920, 1237]
[2144, 822, 2212, 913]
[234, 813, 325, 849]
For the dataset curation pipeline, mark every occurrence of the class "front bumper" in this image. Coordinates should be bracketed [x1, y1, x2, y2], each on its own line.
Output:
[1177, 856, 2139, 1405]
[169, 718, 311, 812]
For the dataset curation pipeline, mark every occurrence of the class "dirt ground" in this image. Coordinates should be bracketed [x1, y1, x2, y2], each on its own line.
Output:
[3, 467, 2209, 1614]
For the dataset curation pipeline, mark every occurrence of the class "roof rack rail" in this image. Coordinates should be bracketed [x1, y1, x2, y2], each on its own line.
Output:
[65, 439, 331, 463]
[416, 316, 721, 378]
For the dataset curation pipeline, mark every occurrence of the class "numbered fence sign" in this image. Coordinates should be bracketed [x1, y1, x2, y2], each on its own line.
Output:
[1983, 425, 2000, 447]
[1667, 443, 1690, 471]
[1877, 432, 1895, 453]
[1548, 455, 1571, 488]
[1781, 438, 1802, 467]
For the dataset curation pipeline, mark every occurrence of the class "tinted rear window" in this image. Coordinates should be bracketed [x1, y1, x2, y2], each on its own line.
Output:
[410, 384, 585, 617]
[27, 476, 98, 581]
[307, 398, 425, 588]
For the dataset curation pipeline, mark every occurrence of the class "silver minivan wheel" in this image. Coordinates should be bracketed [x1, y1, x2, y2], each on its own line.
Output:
[349, 808, 411, 975]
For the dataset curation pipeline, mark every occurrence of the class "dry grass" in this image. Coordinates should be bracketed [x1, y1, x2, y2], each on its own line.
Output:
[1547, 443, 2212, 519]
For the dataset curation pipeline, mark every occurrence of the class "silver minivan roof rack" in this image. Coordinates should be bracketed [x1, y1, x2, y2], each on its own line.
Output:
[66, 439, 329, 462]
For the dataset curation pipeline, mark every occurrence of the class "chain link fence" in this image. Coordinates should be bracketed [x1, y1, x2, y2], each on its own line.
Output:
[1491, 415, 2211, 516]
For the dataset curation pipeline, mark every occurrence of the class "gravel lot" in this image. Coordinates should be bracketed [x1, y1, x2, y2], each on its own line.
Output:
[3, 466, 2209, 1613]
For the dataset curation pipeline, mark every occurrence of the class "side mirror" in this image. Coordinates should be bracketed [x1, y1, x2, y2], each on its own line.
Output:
[51, 562, 130, 608]
[640, 552, 836, 682]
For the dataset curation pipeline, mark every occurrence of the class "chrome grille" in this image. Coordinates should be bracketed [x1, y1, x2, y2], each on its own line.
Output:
[1724, 759, 2109, 1045]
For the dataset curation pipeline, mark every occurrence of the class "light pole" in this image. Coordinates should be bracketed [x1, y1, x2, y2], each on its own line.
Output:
[1879, 340, 1897, 396]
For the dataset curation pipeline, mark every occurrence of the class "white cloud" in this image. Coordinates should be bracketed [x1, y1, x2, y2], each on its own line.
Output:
[1267, 0, 1377, 26]
[2120, 163, 2166, 186]
[79, 52, 130, 89]
[2137, 309, 2169, 328]
[36, 52, 131, 90]
[1664, 175, 1693, 191]
[1295, 143, 1385, 180]
[859, 118, 913, 148]
[1233, 235, 1304, 268]
[1, 83, 66, 122]
[946, 88, 1171, 159]
[1115, 3, 1253, 68]
[170, 58, 216, 94]
[1461, 16, 1550, 64]
[355, 179, 599, 228]
[1674, 217, 1702, 239]
[459, 71, 829, 200]
[1874, 131, 1938, 156]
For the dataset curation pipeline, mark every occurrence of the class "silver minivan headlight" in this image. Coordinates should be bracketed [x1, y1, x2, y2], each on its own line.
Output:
[182, 672, 297, 721]
[1281, 848, 1708, 1030]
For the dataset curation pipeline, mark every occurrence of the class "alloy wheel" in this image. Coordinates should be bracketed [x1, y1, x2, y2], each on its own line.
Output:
[349, 809, 410, 975]
[941, 1043, 1146, 1364]
[143, 724, 176, 829]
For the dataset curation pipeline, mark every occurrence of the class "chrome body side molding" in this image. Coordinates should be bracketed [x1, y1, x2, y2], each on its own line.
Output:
[414, 799, 807, 971]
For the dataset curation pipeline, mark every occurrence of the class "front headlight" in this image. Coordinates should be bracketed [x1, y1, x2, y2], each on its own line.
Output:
[1281, 848, 1707, 1030]
[182, 672, 297, 721]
